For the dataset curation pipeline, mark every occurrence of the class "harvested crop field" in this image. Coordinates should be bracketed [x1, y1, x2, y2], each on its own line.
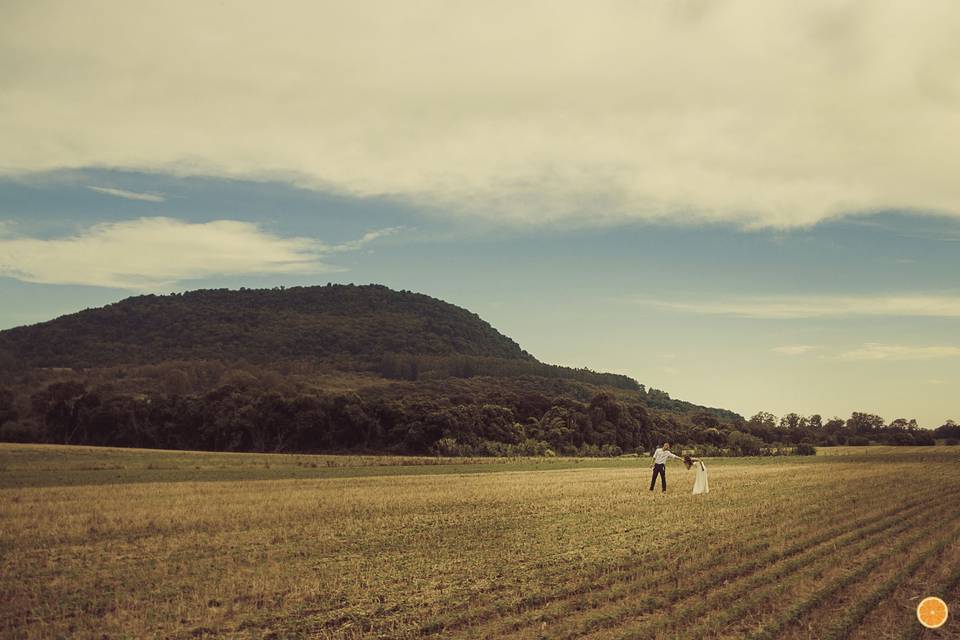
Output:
[1, 444, 958, 638]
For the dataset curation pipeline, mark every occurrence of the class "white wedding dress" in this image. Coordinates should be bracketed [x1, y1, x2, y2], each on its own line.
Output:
[692, 461, 709, 495]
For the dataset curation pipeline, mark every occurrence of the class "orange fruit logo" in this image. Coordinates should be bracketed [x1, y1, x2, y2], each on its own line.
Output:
[917, 596, 948, 629]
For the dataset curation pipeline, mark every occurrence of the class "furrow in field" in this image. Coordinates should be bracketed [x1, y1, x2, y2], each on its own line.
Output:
[803, 486, 960, 640]
[802, 536, 957, 640]
[412, 477, 928, 637]
[716, 518, 960, 640]
[855, 537, 960, 640]
[412, 519, 764, 634]
[532, 489, 951, 640]
[737, 519, 960, 640]
[573, 492, 950, 640]
[451, 484, 952, 640]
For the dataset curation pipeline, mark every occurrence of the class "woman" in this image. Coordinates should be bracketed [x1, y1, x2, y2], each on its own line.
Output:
[684, 455, 709, 495]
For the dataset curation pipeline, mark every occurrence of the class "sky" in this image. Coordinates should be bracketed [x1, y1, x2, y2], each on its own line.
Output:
[1, 1, 958, 426]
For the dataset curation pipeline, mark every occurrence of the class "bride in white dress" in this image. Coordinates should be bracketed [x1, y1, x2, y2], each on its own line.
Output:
[683, 455, 710, 494]
[692, 460, 709, 495]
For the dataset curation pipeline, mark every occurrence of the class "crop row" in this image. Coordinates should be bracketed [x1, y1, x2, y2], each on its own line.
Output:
[411, 474, 939, 637]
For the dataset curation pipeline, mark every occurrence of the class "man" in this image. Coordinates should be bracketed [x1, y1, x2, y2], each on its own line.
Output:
[650, 442, 682, 492]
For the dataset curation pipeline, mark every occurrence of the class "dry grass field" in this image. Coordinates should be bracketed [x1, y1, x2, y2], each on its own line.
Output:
[2, 444, 959, 639]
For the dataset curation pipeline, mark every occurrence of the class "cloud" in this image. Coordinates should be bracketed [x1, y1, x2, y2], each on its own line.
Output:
[325, 227, 404, 253]
[838, 343, 960, 361]
[644, 294, 960, 319]
[3, 2, 960, 228]
[0, 217, 394, 289]
[87, 186, 166, 202]
[772, 345, 819, 356]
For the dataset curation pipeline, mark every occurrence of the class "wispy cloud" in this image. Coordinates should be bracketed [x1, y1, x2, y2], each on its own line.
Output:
[87, 186, 166, 202]
[643, 294, 960, 319]
[0, 217, 398, 290]
[4, 3, 960, 228]
[838, 343, 960, 361]
[772, 345, 819, 356]
[325, 227, 404, 253]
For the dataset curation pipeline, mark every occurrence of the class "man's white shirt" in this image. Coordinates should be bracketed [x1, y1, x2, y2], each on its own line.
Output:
[652, 447, 681, 465]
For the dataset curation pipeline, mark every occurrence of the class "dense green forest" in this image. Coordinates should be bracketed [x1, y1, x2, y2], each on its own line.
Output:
[0, 285, 534, 369]
[0, 284, 953, 456]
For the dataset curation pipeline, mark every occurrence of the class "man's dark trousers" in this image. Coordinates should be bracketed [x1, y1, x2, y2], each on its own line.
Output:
[650, 463, 667, 492]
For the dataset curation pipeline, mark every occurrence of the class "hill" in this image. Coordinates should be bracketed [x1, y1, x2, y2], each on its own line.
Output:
[0, 284, 744, 455]
[0, 284, 533, 368]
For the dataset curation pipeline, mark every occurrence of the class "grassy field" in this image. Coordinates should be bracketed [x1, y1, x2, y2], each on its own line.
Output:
[2, 444, 959, 639]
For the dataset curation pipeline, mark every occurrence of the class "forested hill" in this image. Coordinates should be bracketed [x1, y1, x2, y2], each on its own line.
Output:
[0, 284, 747, 455]
[0, 284, 534, 368]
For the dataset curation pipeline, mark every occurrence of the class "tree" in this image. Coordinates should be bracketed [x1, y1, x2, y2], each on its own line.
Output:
[379, 352, 420, 380]
[701, 427, 725, 446]
[749, 412, 777, 429]
[888, 418, 910, 431]
[934, 420, 960, 439]
[727, 430, 764, 456]
[779, 413, 807, 431]
[30, 382, 87, 443]
[779, 413, 810, 443]
[0, 387, 17, 426]
[0, 349, 21, 384]
[691, 411, 720, 429]
[824, 417, 845, 435]
[847, 412, 884, 435]
[746, 412, 778, 442]
[163, 368, 190, 396]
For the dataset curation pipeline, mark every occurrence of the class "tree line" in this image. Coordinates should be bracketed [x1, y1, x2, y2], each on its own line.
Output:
[738, 411, 949, 447]
[1, 378, 953, 456]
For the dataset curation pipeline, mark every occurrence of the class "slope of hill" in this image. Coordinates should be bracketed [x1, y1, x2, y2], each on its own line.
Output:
[0, 284, 533, 368]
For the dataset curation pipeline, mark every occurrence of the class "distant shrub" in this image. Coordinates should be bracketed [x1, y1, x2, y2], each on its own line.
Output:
[795, 443, 816, 456]
[847, 436, 870, 446]
[946, 439, 959, 446]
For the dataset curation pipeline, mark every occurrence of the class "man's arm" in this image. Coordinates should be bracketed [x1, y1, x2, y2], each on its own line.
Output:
[667, 451, 682, 461]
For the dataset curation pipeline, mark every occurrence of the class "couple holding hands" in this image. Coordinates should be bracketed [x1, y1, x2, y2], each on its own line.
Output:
[649, 442, 709, 494]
